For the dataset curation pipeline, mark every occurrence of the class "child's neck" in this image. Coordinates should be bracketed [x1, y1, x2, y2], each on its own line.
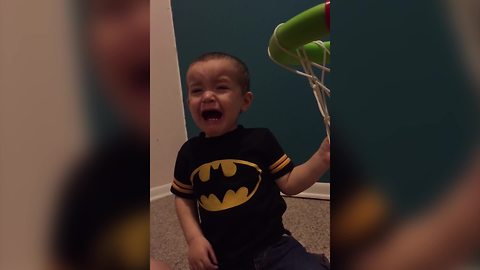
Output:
[204, 125, 240, 138]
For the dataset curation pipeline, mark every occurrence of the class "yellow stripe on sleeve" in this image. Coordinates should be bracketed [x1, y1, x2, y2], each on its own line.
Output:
[269, 154, 287, 170]
[172, 181, 193, 194]
[173, 179, 192, 190]
[271, 157, 291, 174]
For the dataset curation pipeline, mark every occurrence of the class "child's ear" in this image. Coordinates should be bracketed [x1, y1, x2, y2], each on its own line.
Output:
[241, 91, 253, 112]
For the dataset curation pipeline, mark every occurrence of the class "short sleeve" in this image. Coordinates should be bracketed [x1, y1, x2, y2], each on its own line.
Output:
[170, 143, 194, 199]
[261, 129, 295, 180]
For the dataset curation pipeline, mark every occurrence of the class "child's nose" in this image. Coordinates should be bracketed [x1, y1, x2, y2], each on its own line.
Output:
[201, 90, 215, 103]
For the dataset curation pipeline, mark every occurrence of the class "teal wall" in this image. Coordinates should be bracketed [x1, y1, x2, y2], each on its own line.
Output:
[171, 0, 479, 192]
[171, 0, 330, 182]
[333, 0, 479, 214]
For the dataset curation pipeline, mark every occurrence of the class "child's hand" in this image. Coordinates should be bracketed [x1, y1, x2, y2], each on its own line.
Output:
[318, 137, 330, 166]
[188, 236, 218, 270]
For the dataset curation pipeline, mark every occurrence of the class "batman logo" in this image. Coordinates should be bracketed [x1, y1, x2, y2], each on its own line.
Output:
[190, 159, 262, 212]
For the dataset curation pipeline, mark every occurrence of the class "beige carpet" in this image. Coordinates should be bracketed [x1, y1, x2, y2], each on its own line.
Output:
[151, 195, 330, 269]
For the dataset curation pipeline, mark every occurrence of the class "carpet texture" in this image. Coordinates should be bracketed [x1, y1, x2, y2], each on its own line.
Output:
[151, 195, 330, 269]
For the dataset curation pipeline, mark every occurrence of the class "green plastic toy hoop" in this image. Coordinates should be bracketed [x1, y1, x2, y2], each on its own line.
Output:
[268, 1, 330, 66]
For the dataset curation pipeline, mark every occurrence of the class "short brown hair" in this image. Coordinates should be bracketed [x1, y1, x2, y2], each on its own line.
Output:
[189, 52, 250, 93]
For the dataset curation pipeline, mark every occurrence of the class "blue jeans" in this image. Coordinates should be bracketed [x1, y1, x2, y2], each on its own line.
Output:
[252, 235, 330, 270]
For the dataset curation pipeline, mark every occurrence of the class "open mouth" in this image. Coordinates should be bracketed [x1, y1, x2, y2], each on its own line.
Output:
[201, 109, 223, 121]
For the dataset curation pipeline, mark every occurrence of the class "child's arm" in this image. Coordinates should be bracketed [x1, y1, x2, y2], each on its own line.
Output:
[276, 137, 330, 195]
[175, 196, 218, 270]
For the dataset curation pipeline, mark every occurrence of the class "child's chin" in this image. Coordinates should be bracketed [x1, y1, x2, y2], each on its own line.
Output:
[201, 120, 238, 137]
[203, 126, 227, 137]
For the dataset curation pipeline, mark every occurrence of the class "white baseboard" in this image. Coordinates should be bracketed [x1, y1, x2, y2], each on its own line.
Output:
[282, 182, 330, 200]
[150, 184, 172, 201]
[150, 182, 330, 202]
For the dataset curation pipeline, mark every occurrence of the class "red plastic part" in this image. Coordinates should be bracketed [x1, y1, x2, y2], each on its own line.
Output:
[325, 1, 331, 31]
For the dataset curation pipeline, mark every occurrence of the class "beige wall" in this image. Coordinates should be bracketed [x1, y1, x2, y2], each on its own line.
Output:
[0, 0, 88, 268]
[150, 0, 187, 189]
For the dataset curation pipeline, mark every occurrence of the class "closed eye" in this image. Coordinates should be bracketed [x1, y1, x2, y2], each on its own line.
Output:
[190, 88, 203, 95]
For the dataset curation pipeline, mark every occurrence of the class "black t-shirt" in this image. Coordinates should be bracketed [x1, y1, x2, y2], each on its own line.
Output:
[171, 126, 295, 266]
